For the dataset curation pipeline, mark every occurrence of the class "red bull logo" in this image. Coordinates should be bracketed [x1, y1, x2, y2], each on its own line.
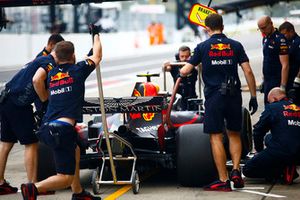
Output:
[143, 113, 155, 121]
[133, 89, 142, 97]
[131, 83, 158, 121]
[284, 104, 300, 112]
[209, 50, 234, 57]
[51, 72, 70, 81]
[211, 43, 231, 51]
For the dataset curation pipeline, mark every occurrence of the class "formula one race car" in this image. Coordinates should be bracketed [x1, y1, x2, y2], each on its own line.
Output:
[37, 72, 252, 194]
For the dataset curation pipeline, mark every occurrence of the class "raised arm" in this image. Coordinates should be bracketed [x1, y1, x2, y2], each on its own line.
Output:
[88, 34, 102, 67]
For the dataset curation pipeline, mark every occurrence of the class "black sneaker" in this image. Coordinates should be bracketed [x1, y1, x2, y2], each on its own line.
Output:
[72, 189, 101, 200]
[0, 180, 18, 195]
[230, 169, 244, 188]
[21, 183, 38, 200]
[203, 180, 232, 192]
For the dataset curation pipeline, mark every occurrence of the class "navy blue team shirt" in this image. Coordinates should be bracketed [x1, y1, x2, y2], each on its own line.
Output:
[34, 48, 51, 112]
[262, 29, 288, 79]
[287, 33, 300, 89]
[253, 99, 300, 157]
[5, 55, 55, 106]
[170, 66, 197, 98]
[188, 33, 249, 98]
[44, 59, 95, 123]
[36, 48, 50, 58]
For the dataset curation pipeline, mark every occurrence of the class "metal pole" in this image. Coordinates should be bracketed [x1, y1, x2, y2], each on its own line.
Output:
[49, 5, 55, 33]
[197, 64, 202, 99]
[95, 63, 117, 183]
[73, 5, 79, 33]
[208, 0, 213, 7]
[163, 66, 166, 91]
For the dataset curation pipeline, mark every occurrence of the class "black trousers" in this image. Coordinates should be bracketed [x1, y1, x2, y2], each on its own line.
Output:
[243, 148, 294, 180]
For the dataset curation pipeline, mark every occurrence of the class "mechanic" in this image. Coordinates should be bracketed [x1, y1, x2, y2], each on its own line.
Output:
[0, 46, 59, 195]
[278, 21, 300, 92]
[257, 16, 289, 104]
[20, 31, 102, 199]
[243, 87, 300, 184]
[163, 46, 198, 110]
[180, 13, 257, 191]
[34, 34, 64, 121]
[36, 34, 64, 58]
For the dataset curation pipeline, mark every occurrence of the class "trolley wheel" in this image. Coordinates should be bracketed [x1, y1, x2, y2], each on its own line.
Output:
[132, 170, 140, 194]
[92, 167, 101, 195]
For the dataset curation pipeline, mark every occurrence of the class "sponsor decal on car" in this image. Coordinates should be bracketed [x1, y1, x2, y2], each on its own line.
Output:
[142, 113, 155, 121]
[136, 125, 159, 133]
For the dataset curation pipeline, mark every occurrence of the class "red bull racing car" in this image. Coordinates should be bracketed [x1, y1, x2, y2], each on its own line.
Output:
[37, 73, 253, 194]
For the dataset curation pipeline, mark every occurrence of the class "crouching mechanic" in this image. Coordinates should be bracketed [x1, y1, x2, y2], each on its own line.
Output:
[243, 87, 300, 184]
[20, 35, 102, 199]
[180, 13, 257, 191]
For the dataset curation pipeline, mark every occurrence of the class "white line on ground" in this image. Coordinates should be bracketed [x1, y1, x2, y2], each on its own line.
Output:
[235, 189, 286, 198]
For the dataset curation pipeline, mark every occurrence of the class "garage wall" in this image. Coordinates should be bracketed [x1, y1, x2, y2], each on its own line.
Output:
[0, 31, 151, 69]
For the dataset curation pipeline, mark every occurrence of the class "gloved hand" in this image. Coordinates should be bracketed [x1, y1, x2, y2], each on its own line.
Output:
[249, 96, 258, 115]
[259, 82, 264, 93]
[89, 24, 100, 37]
[87, 48, 93, 56]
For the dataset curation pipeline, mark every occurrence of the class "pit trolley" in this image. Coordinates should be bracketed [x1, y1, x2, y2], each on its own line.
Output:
[82, 96, 166, 194]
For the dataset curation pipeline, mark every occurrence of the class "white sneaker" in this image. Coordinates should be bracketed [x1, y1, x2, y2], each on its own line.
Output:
[293, 166, 300, 183]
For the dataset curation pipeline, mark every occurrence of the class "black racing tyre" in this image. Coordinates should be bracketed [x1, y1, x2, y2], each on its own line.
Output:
[92, 167, 101, 195]
[132, 170, 140, 194]
[176, 124, 217, 187]
[240, 107, 253, 157]
[223, 107, 253, 159]
[37, 142, 56, 181]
